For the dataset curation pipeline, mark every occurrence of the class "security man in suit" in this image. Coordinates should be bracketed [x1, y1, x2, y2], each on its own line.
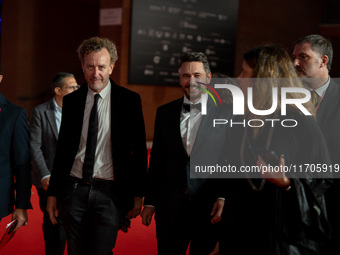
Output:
[0, 65, 32, 231]
[30, 72, 79, 255]
[293, 34, 340, 254]
[141, 52, 232, 255]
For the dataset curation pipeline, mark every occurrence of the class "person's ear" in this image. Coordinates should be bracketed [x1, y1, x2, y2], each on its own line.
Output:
[0, 75, 3, 83]
[320, 55, 329, 68]
[54, 87, 61, 96]
[109, 63, 114, 75]
[206, 72, 212, 84]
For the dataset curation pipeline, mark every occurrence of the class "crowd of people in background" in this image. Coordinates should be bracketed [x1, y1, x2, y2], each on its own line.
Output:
[0, 34, 339, 255]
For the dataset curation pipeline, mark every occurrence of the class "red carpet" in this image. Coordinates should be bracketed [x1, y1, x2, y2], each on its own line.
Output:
[0, 188, 159, 255]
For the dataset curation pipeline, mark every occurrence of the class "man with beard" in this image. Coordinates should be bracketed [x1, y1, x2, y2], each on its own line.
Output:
[293, 34, 340, 254]
[141, 52, 232, 255]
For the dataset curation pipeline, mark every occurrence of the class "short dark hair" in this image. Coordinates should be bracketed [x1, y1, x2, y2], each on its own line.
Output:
[179, 52, 211, 76]
[77, 36, 118, 64]
[51, 72, 75, 92]
[295, 34, 333, 71]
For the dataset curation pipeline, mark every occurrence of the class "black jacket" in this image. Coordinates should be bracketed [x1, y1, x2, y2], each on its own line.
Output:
[48, 80, 147, 211]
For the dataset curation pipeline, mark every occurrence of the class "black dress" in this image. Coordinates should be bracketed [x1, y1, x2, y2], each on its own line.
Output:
[219, 112, 332, 255]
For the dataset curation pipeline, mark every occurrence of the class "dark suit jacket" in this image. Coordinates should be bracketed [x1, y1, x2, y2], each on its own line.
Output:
[317, 79, 340, 166]
[0, 92, 32, 219]
[30, 99, 59, 188]
[221, 112, 332, 253]
[47, 80, 147, 211]
[317, 80, 340, 243]
[145, 97, 232, 225]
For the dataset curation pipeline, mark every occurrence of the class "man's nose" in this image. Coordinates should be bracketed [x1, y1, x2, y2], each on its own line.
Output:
[190, 77, 197, 84]
[93, 67, 100, 76]
[293, 58, 299, 67]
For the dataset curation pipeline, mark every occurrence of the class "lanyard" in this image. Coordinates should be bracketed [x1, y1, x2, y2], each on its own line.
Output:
[315, 92, 326, 114]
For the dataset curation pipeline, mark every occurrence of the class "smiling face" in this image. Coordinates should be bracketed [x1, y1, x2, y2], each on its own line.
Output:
[179, 61, 211, 103]
[82, 48, 114, 92]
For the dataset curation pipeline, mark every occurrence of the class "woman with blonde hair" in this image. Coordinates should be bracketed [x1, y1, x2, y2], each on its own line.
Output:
[219, 45, 332, 255]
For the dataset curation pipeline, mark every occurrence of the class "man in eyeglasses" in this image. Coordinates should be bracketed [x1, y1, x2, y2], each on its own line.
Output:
[30, 72, 78, 255]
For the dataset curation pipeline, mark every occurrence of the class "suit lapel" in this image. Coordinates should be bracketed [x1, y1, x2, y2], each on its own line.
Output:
[191, 98, 216, 156]
[110, 80, 119, 149]
[45, 99, 59, 139]
[317, 80, 337, 125]
[71, 84, 88, 148]
[173, 98, 189, 159]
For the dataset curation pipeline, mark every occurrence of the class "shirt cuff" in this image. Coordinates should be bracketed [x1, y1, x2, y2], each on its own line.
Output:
[41, 175, 51, 182]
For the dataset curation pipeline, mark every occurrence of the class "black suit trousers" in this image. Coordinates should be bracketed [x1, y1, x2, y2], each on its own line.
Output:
[155, 196, 218, 255]
[59, 178, 120, 255]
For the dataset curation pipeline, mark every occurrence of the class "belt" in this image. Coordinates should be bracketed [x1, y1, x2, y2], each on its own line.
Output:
[70, 176, 115, 187]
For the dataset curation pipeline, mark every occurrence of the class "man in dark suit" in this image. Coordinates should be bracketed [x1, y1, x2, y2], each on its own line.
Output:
[0, 66, 32, 230]
[293, 34, 340, 254]
[141, 52, 232, 255]
[30, 72, 78, 255]
[46, 37, 147, 255]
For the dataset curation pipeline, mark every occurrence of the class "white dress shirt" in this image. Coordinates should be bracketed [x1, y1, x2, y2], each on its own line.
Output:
[53, 97, 62, 133]
[180, 93, 208, 156]
[70, 81, 114, 180]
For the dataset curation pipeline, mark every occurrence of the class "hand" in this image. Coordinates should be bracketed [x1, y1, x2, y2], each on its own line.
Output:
[46, 196, 59, 225]
[257, 154, 291, 189]
[42, 177, 50, 192]
[209, 242, 219, 255]
[127, 196, 143, 219]
[12, 208, 28, 232]
[141, 206, 155, 227]
[210, 198, 224, 224]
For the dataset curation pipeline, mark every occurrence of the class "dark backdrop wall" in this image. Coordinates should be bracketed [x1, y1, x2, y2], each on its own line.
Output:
[1, 0, 339, 140]
[1, 0, 99, 113]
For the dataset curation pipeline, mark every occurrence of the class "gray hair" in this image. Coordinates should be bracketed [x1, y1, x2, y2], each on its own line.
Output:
[295, 34, 333, 71]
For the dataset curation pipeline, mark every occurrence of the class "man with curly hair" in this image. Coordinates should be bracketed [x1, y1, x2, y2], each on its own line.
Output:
[47, 37, 147, 255]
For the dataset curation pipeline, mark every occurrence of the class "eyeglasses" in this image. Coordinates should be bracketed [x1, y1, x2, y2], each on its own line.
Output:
[67, 85, 80, 91]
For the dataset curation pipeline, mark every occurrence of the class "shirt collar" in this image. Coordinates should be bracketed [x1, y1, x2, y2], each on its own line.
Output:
[87, 80, 111, 99]
[53, 97, 62, 113]
[314, 76, 330, 97]
[305, 76, 330, 97]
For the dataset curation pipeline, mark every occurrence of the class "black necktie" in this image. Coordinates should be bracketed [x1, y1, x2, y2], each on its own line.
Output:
[83, 93, 100, 182]
[183, 103, 201, 113]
